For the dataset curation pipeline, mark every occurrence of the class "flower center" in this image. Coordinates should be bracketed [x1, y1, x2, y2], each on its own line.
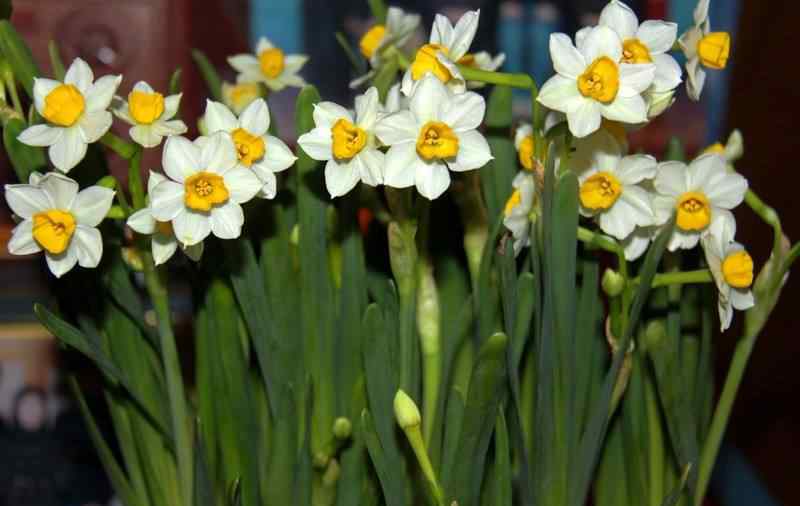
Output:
[259, 48, 285, 78]
[518, 135, 535, 171]
[697, 32, 730, 69]
[416, 121, 459, 161]
[359, 24, 386, 59]
[504, 189, 522, 217]
[157, 221, 174, 236]
[43, 84, 85, 127]
[225, 82, 260, 112]
[331, 118, 368, 160]
[128, 90, 165, 125]
[410, 44, 453, 82]
[32, 209, 76, 254]
[457, 53, 477, 67]
[702, 142, 726, 156]
[621, 38, 652, 64]
[675, 191, 711, 231]
[231, 128, 266, 166]
[577, 57, 620, 104]
[722, 250, 754, 289]
[184, 172, 229, 211]
[579, 171, 622, 210]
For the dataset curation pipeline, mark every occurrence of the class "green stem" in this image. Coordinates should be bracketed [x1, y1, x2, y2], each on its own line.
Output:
[744, 189, 782, 256]
[101, 131, 137, 160]
[403, 424, 445, 506]
[458, 66, 543, 130]
[2, 68, 22, 116]
[782, 241, 800, 273]
[128, 146, 146, 210]
[630, 269, 713, 289]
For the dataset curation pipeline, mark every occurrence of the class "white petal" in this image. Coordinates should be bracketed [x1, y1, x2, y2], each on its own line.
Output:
[71, 186, 114, 227]
[730, 288, 754, 311]
[357, 149, 385, 186]
[163, 94, 182, 120]
[150, 180, 185, 221]
[200, 132, 238, 173]
[133, 81, 154, 93]
[410, 75, 447, 124]
[601, 94, 647, 124]
[514, 123, 533, 149]
[261, 135, 297, 172]
[441, 91, 485, 132]
[79, 111, 113, 143]
[685, 58, 706, 101]
[618, 185, 655, 226]
[4, 184, 51, 218]
[85, 75, 122, 113]
[127, 207, 157, 234]
[210, 202, 244, 239]
[33, 78, 61, 116]
[224, 167, 262, 203]
[239, 98, 269, 137]
[549, 33, 586, 79]
[8, 220, 42, 255]
[355, 87, 381, 130]
[173, 209, 211, 246]
[575, 27, 592, 53]
[152, 234, 178, 265]
[314, 102, 352, 129]
[130, 124, 164, 148]
[163, 136, 200, 182]
[250, 166, 277, 198]
[598, 204, 636, 239]
[430, 14, 454, 46]
[617, 154, 657, 184]
[651, 54, 683, 92]
[449, 130, 492, 172]
[652, 195, 676, 225]
[383, 143, 418, 189]
[18, 124, 62, 147]
[654, 161, 689, 196]
[706, 172, 748, 209]
[415, 161, 451, 200]
[45, 247, 78, 278]
[147, 171, 167, 194]
[49, 127, 88, 172]
[228, 54, 260, 74]
[204, 100, 238, 133]
[599, 0, 639, 40]
[567, 99, 602, 138]
[40, 172, 78, 210]
[297, 127, 333, 161]
[283, 54, 308, 74]
[72, 225, 103, 268]
[182, 241, 204, 262]
[718, 298, 734, 332]
[688, 153, 725, 190]
[153, 120, 188, 138]
[581, 26, 623, 64]
[618, 63, 656, 96]
[637, 20, 678, 54]
[375, 111, 419, 146]
[64, 58, 93, 93]
[324, 159, 361, 198]
[448, 10, 480, 60]
[537, 75, 585, 114]
[622, 228, 651, 261]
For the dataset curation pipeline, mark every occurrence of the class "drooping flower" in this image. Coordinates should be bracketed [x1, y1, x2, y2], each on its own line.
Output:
[503, 172, 537, 254]
[297, 87, 385, 198]
[18, 58, 121, 172]
[400, 10, 480, 96]
[204, 99, 296, 199]
[537, 26, 655, 138]
[126, 171, 203, 265]
[113, 81, 187, 148]
[514, 123, 537, 172]
[222, 81, 262, 114]
[376, 74, 492, 200]
[4, 172, 114, 277]
[228, 37, 308, 92]
[702, 217, 755, 331]
[149, 133, 262, 245]
[701, 129, 743, 166]
[573, 130, 657, 240]
[360, 7, 421, 65]
[653, 153, 747, 251]
[678, 0, 731, 100]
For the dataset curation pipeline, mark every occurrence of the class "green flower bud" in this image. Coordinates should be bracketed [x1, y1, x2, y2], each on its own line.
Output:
[602, 268, 625, 297]
[393, 389, 421, 430]
[333, 417, 352, 440]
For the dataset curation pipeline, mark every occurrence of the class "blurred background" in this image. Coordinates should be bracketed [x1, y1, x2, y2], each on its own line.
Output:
[0, 0, 797, 505]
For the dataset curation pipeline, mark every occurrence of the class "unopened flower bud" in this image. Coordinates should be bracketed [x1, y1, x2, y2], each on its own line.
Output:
[602, 268, 625, 297]
[394, 389, 421, 430]
[333, 417, 352, 440]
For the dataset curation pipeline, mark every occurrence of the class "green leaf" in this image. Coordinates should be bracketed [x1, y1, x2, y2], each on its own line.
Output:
[191, 49, 222, 100]
[480, 85, 515, 223]
[0, 0, 10, 20]
[3, 117, 46, 182]
[361, 409, 405, 506]
[169, 67, 183, 95]
[372, 56, 399, 102]
[660, 464, 692, 506]
[483, 409, 512, 506]
[335, 32, 366, 74]
[48, 40, 65, 80]
[367, 0, 387, 22]
[0, 20, 41, 97]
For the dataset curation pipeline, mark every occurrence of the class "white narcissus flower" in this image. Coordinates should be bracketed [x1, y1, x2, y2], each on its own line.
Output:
[514, 123, 537, 171]
[4, 172, 114, 277]
[678, 0, 731, 101]
[113, 81, 187, 148]
[376, 75, 493, 200]
[297, 87, 385, 198]
[384, 83, 407, 114]
[701, 129, 743, 166]
[126, 171, 203, 265]
[537, 26, 655, 138]
[621, 225, 655, 261]
[149, 133, 262, 246]
[400, 10, 480, 96]
[702, 217, 755, 331]
[360, 7, 421, 66]
[573, 130, 657, 240]
[204, 99, 297, 199]
[228, 37, 308, 92]
[653, 153, 747, 251]
[18, 58, 121, 172]
[222, 81, 262, 114]
[503, 172, 537, 255]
